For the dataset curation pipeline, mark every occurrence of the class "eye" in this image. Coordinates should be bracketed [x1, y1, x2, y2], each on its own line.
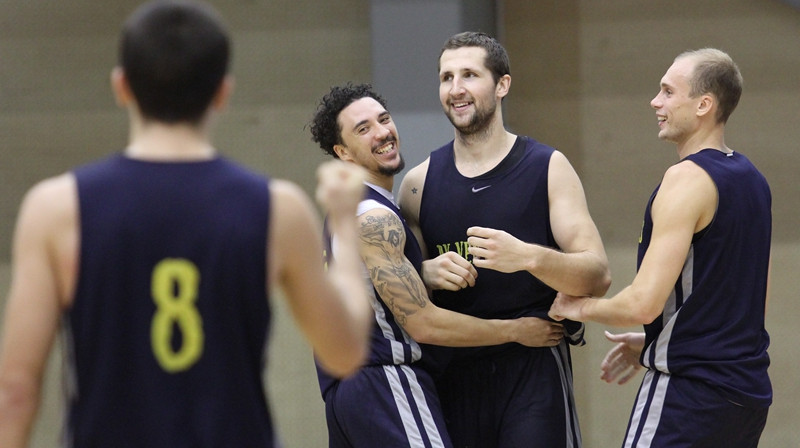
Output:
[440, 73, 453, 82]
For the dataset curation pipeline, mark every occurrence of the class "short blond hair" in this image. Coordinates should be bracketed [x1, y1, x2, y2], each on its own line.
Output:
[676, 48, 743, 124]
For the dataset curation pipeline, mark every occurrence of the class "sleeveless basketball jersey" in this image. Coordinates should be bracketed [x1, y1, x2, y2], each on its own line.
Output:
[317, 185, 424, 398]
[67, 154, 275, 447]
[418, 138, 584, 447]
[419, 137, 584, 358]
[638, 148, 772, 407]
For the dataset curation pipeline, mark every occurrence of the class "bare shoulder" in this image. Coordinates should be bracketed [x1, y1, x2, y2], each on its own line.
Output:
[270, 179, 318, 225]
[655, 160, 717, 229]
[665, 157, 711, 179]
[267, 179, 321, 282]
[547, 150, 580, 180]
[23, 173, 77, 214]
[270, 178, 310, 202]
[660, 159, 716, 197]
[400, 157, 430, 190]
[15, 173, 79, 307]
[398, 157, 430, 220]
[546, 149, 589, 208]
[17, 173, 79, 241]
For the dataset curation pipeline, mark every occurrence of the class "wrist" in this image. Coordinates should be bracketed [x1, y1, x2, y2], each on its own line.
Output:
[578, 296, 593, 321]
[500, 319, 517, 344]
[523, 243, 542, 274]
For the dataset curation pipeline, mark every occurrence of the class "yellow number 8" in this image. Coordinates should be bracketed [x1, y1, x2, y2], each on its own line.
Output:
[151, 258, 204, 373]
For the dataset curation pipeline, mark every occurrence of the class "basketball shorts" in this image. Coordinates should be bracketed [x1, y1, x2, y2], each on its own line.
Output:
[324, 363, 452, 448]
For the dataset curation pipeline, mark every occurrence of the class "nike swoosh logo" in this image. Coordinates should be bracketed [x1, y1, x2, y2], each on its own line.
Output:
[471, 185, 491, 193]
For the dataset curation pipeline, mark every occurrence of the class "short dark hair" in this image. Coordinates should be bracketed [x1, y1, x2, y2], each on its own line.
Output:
[677, 48, 743, 124]
[119, 0, 230, 124]
[309, 83, 387, 158]
[439, 31, 510, 85]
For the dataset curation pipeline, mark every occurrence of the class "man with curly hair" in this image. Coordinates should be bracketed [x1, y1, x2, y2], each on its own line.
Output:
[309, 83, 565, 447]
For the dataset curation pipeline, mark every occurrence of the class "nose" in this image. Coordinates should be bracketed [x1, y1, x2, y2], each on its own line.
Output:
[650, 93, 661, 109]
[375, 122, 392, 140]
[449, 76, 465, 96]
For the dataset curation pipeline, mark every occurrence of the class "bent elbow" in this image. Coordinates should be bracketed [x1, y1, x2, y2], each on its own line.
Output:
[593, 268, 612, 297]
[317, 341, 369, 379]
[630, 301, 664, 326]
[632, 311, 661, 326]
[404, 324, 436, 345]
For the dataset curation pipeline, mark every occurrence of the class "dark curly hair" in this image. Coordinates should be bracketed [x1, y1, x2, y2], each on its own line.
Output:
[309, 83, 387, 158]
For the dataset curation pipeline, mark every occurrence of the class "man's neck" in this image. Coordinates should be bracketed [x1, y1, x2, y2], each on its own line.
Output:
[365, 173, 394, 192]
[125, 120, 215, 161]
[453, 121, 517, 177]
[676, 126, 728, 160]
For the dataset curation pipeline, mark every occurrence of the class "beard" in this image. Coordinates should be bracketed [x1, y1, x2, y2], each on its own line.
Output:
[378, 153, 405, 176]
[446, 100, 497, 136]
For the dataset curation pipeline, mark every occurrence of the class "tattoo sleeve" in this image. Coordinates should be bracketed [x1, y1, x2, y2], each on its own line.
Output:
[359, 211, 428, 325]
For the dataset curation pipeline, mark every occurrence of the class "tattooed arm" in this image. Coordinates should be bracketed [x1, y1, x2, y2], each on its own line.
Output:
[357, 207, 564, 348]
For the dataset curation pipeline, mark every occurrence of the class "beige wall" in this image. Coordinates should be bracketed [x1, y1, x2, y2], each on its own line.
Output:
[1, 0, 798, 447]
[0, 1, 370, 446]
[0, 0, 373, 257]
[504, 1, 799, 446]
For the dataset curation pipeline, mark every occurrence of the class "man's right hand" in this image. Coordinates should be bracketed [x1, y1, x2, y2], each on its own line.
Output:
[421, 252, 478, 291]
[512, 317, 564, 347]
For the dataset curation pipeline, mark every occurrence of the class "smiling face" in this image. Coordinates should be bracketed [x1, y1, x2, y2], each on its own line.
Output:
[334, 97, 404, 187]
[650, 56, 703, 145]
[438, 46, 507, 136]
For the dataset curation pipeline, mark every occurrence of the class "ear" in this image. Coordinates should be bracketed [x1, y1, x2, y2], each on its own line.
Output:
[211, 75, 235, 112]
[696, 93, 714, 118]
[333, 143, 352, 161]
[110, 67, 134, 108]
[496, 74, 511, 99]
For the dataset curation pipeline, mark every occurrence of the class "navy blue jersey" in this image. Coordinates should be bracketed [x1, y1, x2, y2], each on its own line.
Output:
[419, 137, 583, 355]
[67, 154, 275, 447]
[318, 185, 424, 398]
[637, 148, 772, 407]
[418, 138, 583, 447]
[420, 137, 556, 318]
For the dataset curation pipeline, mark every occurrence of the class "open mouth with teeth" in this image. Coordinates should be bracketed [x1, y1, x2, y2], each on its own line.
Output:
[451, 101, 472, 111]
[374, 141, 395, 155]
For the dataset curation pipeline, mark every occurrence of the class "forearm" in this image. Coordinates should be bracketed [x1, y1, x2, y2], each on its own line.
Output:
[406, 308, 515, 347]
[526, 244, 611, 297]
[579, 286, 660, 327]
